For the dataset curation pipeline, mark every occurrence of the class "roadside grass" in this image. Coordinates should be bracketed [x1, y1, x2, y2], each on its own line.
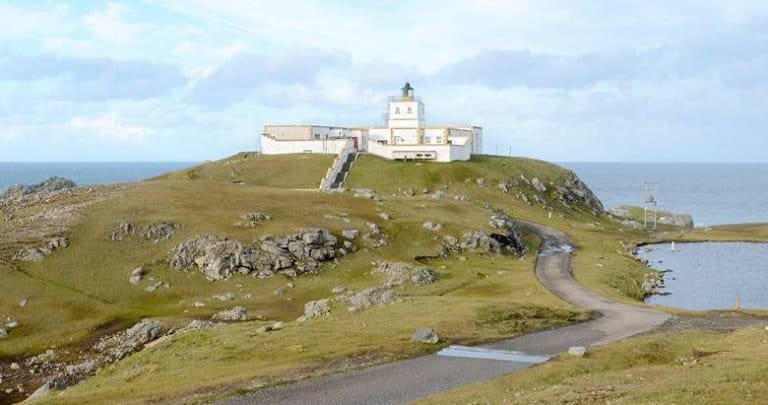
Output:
[415, 325, 768, 404]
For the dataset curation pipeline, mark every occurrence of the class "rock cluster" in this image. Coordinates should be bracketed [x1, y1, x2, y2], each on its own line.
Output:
[1, 177, 76, 200]
[170, 228, 342, 280]
[411, 327, 439, 344]
[128, 267, 145, 285]
[94, 319, 163, 361]
[234, 212, 272, 228]
[498, 172, 603, 215]
[211, 306, 249, 321]
[556, 173, 604, 214]
[374, 261, 438, 287]
[302, 299, 331, 319]
[361, 222, 387, 248]
[341, 287, 398, 311]
[110, 220, 179, 242]
[14, 237, 69, 262]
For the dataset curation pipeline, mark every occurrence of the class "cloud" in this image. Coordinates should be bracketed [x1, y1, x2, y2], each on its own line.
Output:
[66, 113, 153, 142]
[187, 50, 348, 106]
[82, 3, 145, 44]
[0, 54, 186, 100]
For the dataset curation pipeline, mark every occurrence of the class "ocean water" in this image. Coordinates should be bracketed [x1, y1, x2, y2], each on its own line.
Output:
[639, 242, 768, 310]
[0, 162, 197, 193]
[561, 162, 768, 226]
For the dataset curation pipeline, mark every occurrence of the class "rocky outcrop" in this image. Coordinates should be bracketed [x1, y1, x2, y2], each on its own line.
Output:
[361, 222, 387, 248]
[487, 212, 527, 255]
[1, 177, 76, 200]
[94, 319, 163, 361]
[170, 228, 342, 281]
[14, 236, 69, 262]
[303, 299, 331, 319]
[211, 306, 248, 322]
[110, 220, 179, 242]
[374, 261, 438, 287]
[234, 212, 272, 228]
[555, 172, 604, 214]
[342, 287, 397, 311]
[659, 213, 694, 229]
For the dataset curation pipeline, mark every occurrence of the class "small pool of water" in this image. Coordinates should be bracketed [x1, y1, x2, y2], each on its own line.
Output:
[638, 242, 768, 310]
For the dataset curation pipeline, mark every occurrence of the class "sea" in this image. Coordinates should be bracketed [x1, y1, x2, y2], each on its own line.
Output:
[2, 161, 767, 226]
[0, 162, 197, 194]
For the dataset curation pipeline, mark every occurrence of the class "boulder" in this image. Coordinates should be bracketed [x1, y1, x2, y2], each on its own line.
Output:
[65, 360, 97, 376]
[556, 172, 605, 214]
[431, 190, 447, 200]
[344, 287, 397, 311]
[379, 212, 391, 221]
[411, 327, 439, 344]
[353, 189, 376, 199]
[212, 306, 249, 322]
[531, 177, 547, 193]
[19, 298, 28, 307]
[303, 299, 331, 319]
[568, 346, 587, 357]
[342, 229, 359, 240]
[422, 221, 442, 231]
[94, 319, 163, 360]
[374, 261, 438, 287]
[128, 267, 145, 285]
[15, 247, 46, 262]
[453, 194, 470, 203]
[182, 319, 219, 331]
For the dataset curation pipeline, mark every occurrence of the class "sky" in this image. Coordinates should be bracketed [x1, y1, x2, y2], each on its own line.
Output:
[1, 0, 767, 162]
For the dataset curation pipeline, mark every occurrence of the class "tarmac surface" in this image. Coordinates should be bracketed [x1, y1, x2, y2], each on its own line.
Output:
[221, 221, 670, 405]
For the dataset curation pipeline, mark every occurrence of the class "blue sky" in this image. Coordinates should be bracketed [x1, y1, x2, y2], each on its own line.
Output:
[1, 1, 767, 162]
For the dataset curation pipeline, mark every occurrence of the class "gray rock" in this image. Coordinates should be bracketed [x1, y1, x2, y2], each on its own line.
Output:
[411, 327, 439, 344]
[212, 292, 236, 301]
[212, 306, 248, 322]
[531, 177, 547, 193]
[1, 176, 76, 200]
[27, 349, 56, 366]
[475, 178, 485, 186]
[257, 321, 285, 333]
[344, 287, 397, 311]
[431, 190, 447, 200]
[568, 346, 587, 357]
[94, 319, 163, 360]
[353, 188, 376, 199]
[19, 298, 28, 307]
[453, 194, 470, 202]
[234, 212, 272, 228]
[379, 212, 391, 221]
[128, 267, 145, 285]
[303, 299, 331, 319]
[342, 229, 359, 240]
[422, 221, 442, 231]
[15, 247, 46, 262]
[182, 319, 219, 331]
[0, 328, 7, 339]
[374, 262, 438, 287]
[142, 221, 179, 241]
[65, 360, 97, 376]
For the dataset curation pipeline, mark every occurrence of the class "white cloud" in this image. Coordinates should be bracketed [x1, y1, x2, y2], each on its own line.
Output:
[66, 113, 153, 142]
[82, 2, 145, 44]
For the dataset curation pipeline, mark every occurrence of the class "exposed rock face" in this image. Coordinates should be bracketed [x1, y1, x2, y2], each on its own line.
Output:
[169, 228, 342, 281]
[411, 327, 439, 344]
[94, 319, 163, 361]
[110, 220, 179, 242]
[487, 212, 527, 255]
[14, 237, 69, 262]
[303, 299, 331, 319]
[1, 177, 76, 200]
[211, 306, 248, 322]
[374, 262, 438, 287]
[342, 287, 397, 311]
[234, 212, 272, 228]
[556, 172, 604, 214]
[531, 177, 547, 193]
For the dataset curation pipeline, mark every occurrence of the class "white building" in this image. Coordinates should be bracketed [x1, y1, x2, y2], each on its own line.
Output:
[261, 82, 483, 162]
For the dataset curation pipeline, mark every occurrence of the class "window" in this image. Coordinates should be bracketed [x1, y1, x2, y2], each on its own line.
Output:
[407, 106, 412, 114]
[424, 136, 431, 143]
[436, 136, 443, 144]
[395, 107, 400, 114]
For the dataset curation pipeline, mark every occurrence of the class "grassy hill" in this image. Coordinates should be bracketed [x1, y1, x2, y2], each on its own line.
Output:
[0, 153, 684, 403]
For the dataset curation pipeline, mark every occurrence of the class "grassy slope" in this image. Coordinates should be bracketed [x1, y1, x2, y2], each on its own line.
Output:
[4, 153, 598, 403]
[416, 326, 768, 404]
[15, 153, 755, 403]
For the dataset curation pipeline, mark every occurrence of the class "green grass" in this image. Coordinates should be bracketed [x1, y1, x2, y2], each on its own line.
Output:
[9, 152, 762, 403]
[416, 326, 768, 404]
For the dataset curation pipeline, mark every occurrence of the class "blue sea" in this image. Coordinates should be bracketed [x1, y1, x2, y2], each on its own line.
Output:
[1, 161, 767, 226]
[0, 162, 197, 193]
[561, 162, 768, 226]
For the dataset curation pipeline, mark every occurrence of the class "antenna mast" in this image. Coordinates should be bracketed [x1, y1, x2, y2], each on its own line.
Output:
[642, 182, 659, 230]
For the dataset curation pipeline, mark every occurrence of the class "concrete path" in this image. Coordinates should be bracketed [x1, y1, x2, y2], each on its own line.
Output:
[221, 221, 670, 405]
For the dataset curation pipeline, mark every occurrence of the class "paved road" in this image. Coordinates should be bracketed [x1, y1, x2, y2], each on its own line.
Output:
[222, 221, 670, 405]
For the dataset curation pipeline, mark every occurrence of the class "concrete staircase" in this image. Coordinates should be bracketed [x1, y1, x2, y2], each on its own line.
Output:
[319, 140, 357, 192]
[330, 152, 357, 189]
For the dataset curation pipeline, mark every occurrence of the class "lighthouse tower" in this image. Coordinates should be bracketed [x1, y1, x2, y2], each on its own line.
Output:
[388, 82, 425, 130]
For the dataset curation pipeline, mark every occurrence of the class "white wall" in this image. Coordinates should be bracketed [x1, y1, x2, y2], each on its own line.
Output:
[388, 100, 424, 128]
[366, 140, 471, 162]
[391, 128, 419, 145]
[261, 134, 349, 155]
